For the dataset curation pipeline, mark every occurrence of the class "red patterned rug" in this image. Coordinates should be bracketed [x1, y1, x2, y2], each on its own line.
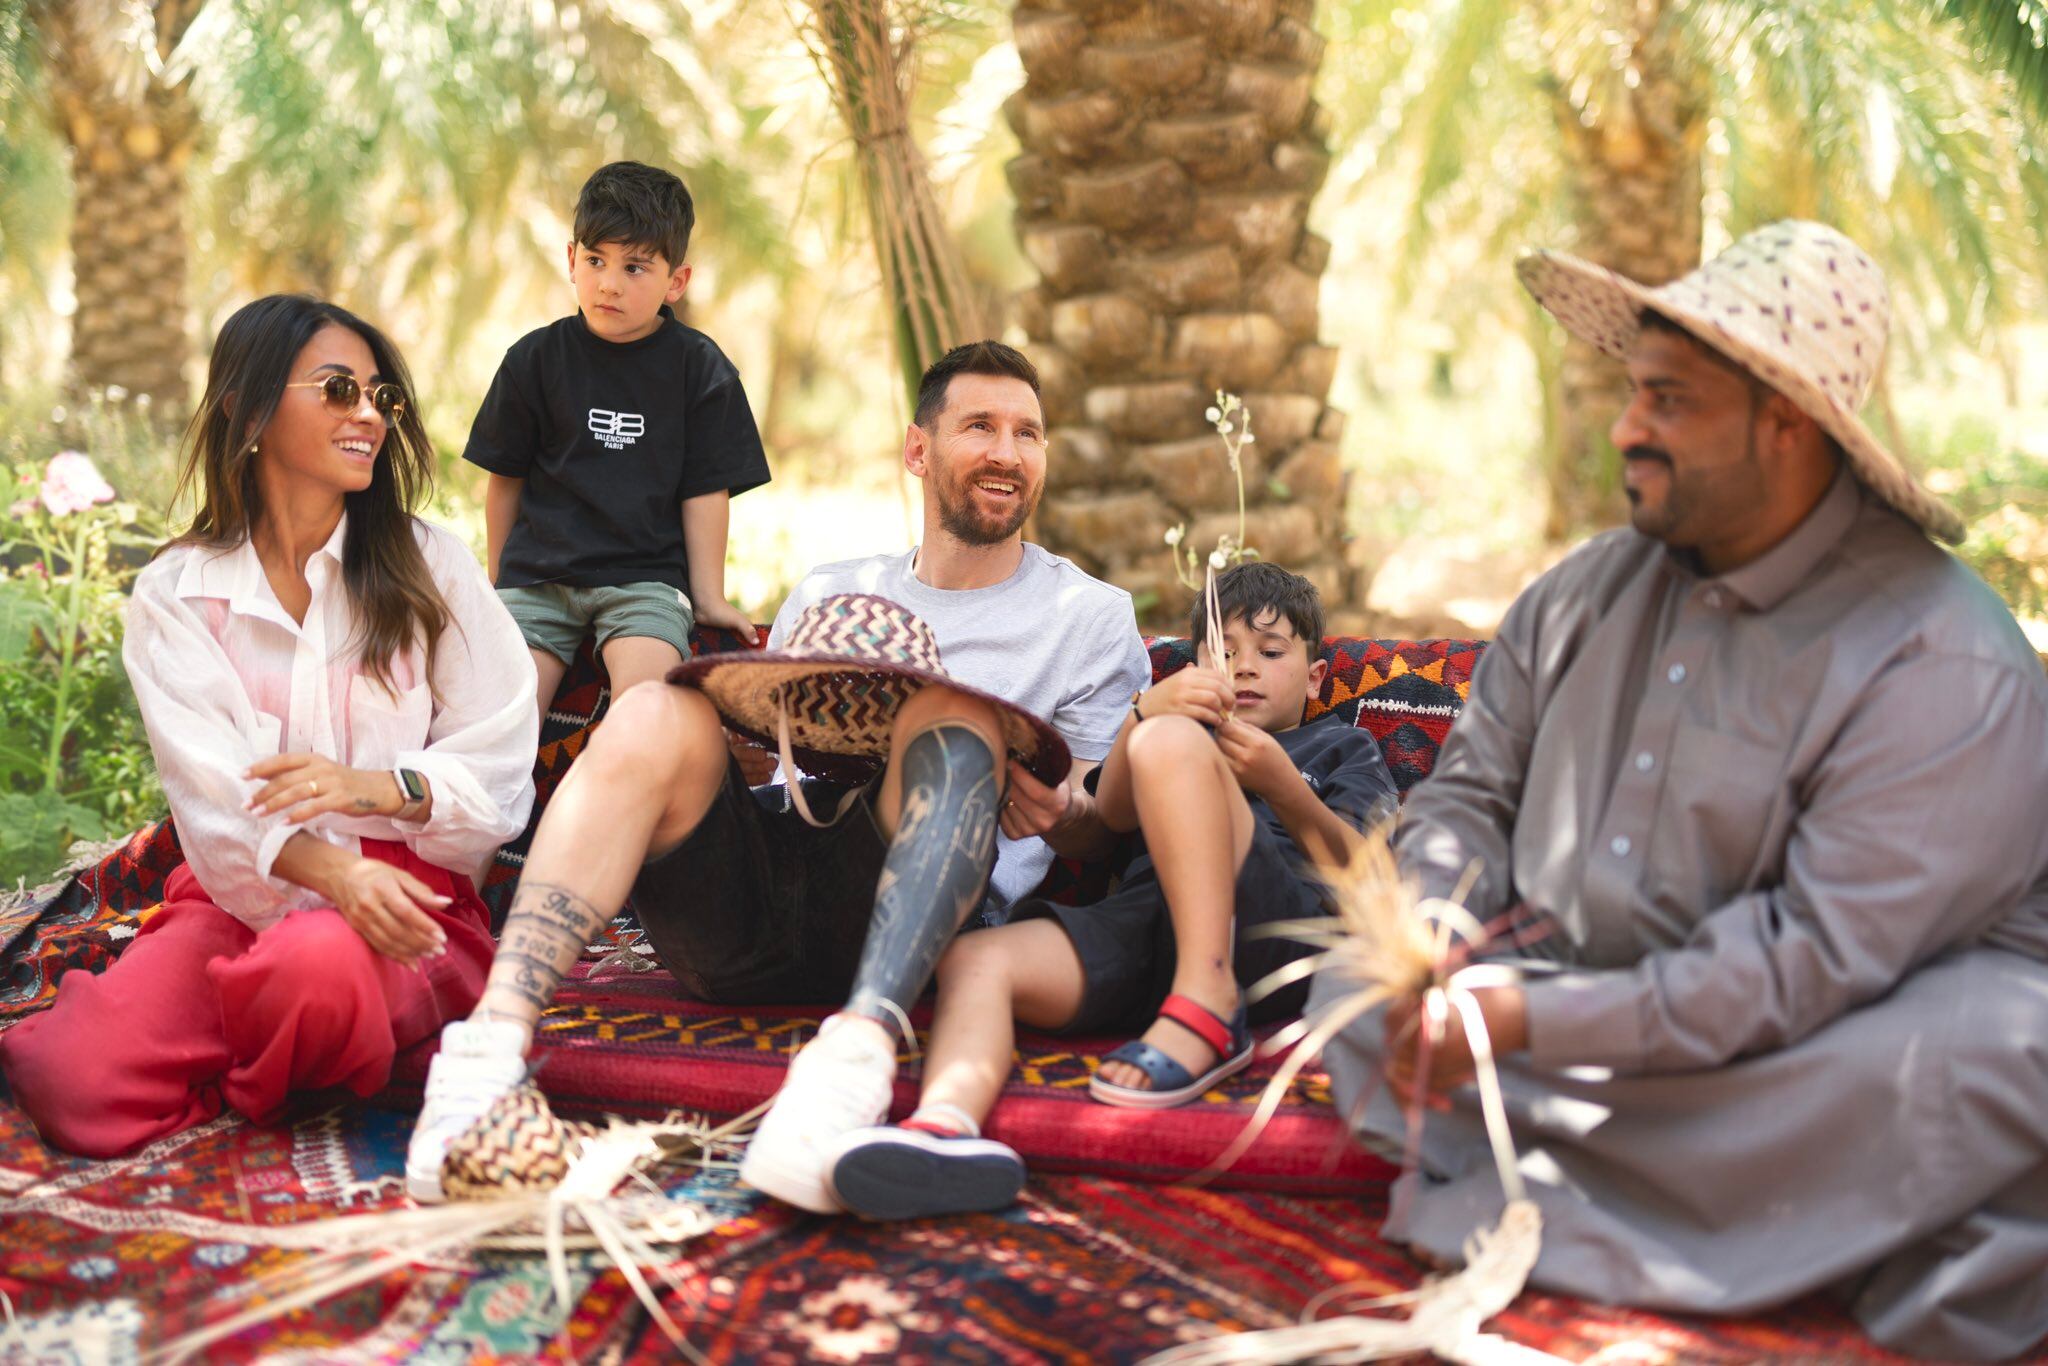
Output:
[0, 1098, 1913, 1363]
[378, 938, 1390, 1195]
[0, 630, 1957, 1359]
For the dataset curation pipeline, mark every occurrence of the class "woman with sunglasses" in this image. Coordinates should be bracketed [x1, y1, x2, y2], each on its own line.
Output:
[1, 295, 538, 1157]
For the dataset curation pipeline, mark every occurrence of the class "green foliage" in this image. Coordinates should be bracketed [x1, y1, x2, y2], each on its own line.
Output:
[1321, 0, 2048, 358]
[0, 399, 165, 888]
[1, 0, 788, 389]
[1943, 0, 2048, 121]
[1926, 419, 2048, 620]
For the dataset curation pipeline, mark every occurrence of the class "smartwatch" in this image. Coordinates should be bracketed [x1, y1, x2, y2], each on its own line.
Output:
[393, 767, 429, 821]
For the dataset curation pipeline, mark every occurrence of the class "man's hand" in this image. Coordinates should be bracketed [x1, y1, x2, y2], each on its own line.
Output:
[247, 753, 402, 825]
[1214, 718, 1296, 799]
[1137, 665, 1233, 727]
[1383, 982, 1529, 1106]
[326, 856, 450, 963]
[1001, 759, 1074, 841]
[691, 594, 756, 636]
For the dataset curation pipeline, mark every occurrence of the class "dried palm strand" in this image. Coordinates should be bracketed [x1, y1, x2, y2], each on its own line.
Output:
[146, 1085, 764, 1365]
[1150, 829, 1562, 1366]
[1203, 561, 1230, 716]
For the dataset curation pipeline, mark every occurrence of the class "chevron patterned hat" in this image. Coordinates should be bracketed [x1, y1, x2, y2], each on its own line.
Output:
[1517, 219, 1964, 543]
[668, 592, 1071, 788]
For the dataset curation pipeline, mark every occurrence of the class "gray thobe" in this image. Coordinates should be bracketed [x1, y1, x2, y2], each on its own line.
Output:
[1314, 470, 2048, 1360]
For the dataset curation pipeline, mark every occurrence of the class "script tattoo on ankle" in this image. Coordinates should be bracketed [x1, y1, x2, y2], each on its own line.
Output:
[490, 882, 609, 1012]
[848, 724, 998, 1032]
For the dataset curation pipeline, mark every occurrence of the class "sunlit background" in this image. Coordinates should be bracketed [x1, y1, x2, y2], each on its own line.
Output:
[1, 0, 2043, 882]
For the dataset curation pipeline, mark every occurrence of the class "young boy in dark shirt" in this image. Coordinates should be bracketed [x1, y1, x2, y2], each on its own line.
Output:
[823, 562, 1398, 1219]
[465, 160, 770, 712]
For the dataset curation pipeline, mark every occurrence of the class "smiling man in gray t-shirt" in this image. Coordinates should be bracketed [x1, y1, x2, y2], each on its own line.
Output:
[770, 542, 1148, 909]
[407, 340, 1151, 1217]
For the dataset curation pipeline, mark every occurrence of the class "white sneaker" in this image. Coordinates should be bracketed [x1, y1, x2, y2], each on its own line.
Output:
[739, 1014, 898, 1213]
[404, 1018, 530, 1203]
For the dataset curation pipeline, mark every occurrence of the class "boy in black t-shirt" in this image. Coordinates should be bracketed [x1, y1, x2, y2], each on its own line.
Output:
[465, 161, 770, 712]
[821, 563, 1398, 1219]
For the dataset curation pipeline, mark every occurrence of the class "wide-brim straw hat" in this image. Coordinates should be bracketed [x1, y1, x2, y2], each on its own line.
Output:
[1516, 219, 1964, 544]
[669, 592, 1071, 787]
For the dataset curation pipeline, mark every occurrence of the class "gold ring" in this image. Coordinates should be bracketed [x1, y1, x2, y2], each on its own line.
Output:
[309, 780, 319, 797]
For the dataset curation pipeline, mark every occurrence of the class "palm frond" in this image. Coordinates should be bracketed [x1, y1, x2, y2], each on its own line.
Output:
[1940, 0, 2048, 120]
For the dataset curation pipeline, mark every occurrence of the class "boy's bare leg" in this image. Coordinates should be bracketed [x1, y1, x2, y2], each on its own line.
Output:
[817, 915, 1082, 1220]
[739, 683, 1010, 1212]
[1098, 715, 1255, 1091]
[919, 920, 1089, 1130]
[530, 647, 570, 719]
[473, 682, 732, 1047]
[599, 635, 687, 698]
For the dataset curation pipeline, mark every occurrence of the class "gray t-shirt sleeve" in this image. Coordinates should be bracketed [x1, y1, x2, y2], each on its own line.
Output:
[765, 575, 824, 650]
[1056, 596, 1151, 761]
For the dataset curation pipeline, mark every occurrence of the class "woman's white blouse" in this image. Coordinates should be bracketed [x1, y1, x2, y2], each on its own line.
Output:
[123, 515, 539, 928]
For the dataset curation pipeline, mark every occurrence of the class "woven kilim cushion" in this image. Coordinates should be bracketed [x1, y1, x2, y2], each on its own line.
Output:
[1, 628, 1485, 1011]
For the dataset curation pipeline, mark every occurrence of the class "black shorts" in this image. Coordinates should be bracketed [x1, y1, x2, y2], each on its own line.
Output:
[628, 758, 890, 1003]
[1012, 820, 1327, 1036]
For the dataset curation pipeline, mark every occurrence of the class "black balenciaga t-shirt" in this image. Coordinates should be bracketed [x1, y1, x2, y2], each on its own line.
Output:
[464, 307, 771, 589]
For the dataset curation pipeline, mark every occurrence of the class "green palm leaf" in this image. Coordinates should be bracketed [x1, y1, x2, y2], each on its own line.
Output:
[1941, 0, 2048, 119]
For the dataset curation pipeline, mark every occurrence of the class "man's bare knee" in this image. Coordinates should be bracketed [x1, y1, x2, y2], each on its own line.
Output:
[577, 683, 725, 790]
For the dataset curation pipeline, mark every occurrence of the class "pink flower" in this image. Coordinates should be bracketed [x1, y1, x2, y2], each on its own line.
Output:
[39, 452, 115, 517]
[8, 499, 34, 520]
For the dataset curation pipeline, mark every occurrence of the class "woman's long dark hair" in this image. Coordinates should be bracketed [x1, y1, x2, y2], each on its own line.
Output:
[168, 294, 450, 691]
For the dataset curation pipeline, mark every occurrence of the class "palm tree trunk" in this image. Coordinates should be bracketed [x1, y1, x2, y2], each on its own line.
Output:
[35, 0, 204, 420]
[1539, 0, 1705, 539]
[1010, 0, 1345, 622]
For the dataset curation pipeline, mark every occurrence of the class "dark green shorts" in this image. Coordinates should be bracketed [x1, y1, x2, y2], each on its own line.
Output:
[497, 582, 695, 663]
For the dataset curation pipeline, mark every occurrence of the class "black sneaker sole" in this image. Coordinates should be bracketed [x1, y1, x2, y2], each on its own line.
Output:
[828, 1130, 1025, 1220]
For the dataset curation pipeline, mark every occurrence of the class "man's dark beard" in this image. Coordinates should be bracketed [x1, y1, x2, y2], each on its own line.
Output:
[936, 472, 1036, 545]
[1620, 444, 1672, 505]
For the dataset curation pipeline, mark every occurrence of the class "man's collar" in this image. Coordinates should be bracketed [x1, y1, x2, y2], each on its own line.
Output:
[1707, 466, 1860, 612]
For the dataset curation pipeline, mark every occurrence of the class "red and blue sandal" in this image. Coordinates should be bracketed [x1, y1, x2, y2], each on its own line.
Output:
[1088, 993, 1254, 1110]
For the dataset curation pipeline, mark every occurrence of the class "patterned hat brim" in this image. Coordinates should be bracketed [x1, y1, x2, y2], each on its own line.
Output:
[1517, 250, 1966, 544]
[667, 652, 1073, 788]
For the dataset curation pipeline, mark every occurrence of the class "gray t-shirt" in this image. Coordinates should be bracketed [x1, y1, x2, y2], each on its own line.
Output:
[767, 543, 1151, 908]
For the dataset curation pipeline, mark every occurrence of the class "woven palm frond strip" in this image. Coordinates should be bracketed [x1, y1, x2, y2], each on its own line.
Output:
[147, 1085, 765, 1366]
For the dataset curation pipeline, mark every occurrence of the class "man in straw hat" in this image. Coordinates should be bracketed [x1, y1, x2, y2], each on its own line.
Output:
[405, 341, 1151, 1214]
[1313, 221, 2048, 1359]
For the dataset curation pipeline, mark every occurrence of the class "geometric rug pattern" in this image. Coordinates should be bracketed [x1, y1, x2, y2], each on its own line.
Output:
[0, 1096, 1914, 1363]
[0, 627, 1927, 1360]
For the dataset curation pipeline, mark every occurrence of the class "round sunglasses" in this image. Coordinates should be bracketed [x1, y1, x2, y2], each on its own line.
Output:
[283, 373, 409, 421]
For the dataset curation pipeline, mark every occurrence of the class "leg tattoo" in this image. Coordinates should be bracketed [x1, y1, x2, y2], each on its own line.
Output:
[482, 882, 611, 1015]
[847, 723, 999, 1032]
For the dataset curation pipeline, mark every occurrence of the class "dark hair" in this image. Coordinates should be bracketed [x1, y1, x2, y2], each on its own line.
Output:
[1192, 561, 1325, 658]
[913, 341, 1042, 429]
[573, 161, 694, 266]
[1638, 308, 1759, 387]
[168, 294, 450, 693]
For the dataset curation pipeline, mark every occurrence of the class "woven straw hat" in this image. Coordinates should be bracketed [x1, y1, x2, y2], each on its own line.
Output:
[668, 592, 1071, 787]
[1517, 219, 1964, 543]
